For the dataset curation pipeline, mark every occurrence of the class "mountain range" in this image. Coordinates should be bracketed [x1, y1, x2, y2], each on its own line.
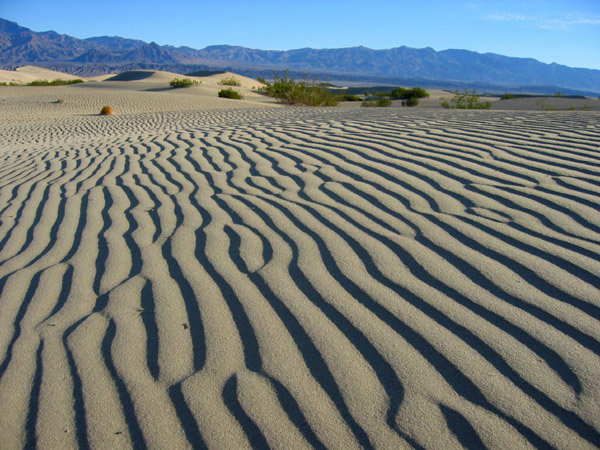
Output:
[2, 17, 600, 94]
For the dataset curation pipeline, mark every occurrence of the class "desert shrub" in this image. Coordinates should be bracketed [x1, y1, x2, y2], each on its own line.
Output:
[402, 97, 420, 107]
[100, 105, 114, 115]
[260, 71, 338, 106]
[362, 97, 392, 107]
[338, 94, 363, 102]
[0, 82, 7, 86]
[218, 88, 243, 99]
[170, 78, 198, 88]
[500, 93, 516, 100]
[441, 89, 491, 109]
[256, 76, 267, 85]
[536, 98, 556, 111]
[391, 86, 429, 99]
[27, 79, 84, 86]
[218, 76, 241, 86]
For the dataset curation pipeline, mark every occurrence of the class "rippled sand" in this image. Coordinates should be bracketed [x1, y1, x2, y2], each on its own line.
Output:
[1, 86, 599, 449]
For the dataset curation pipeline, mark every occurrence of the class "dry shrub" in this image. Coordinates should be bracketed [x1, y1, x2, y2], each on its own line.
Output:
[100, 105, 114, 115]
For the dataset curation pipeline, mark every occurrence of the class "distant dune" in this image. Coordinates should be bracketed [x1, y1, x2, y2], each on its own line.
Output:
[0, 66, 84, 84]
[0, 80, 599, 449]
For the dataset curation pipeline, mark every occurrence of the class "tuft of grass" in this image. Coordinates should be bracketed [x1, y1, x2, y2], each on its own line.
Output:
[218, 88, 243, 99]
[536, 98, 556, 111]
[259, 71, 338, 106]
[441, 89, 491, 109]
[402, 97, 420, 107]
[100, 105, 114, 115]
[362, 97, 392, 107]
[338, 93, 363, 102]
[169, 78, 199, 88]
[218, 76, 241, 86]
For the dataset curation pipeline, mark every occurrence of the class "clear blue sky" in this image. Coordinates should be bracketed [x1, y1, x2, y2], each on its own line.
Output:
[2, 0, 599, 69]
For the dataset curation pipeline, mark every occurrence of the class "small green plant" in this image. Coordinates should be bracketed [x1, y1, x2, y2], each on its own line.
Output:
[169, 78, 199, 88]
[218, 76, 241, 86]
[256, 76, 267, 85]
[402, 97, 420, 107]
[0, 82, 7, 86]
[500, 93, 517, 100]
[441, 89, 491, 109]
[362, 97, 392, 107]
[338, 93, 363, 102]
[218, 88, 243, 99]
[537, 98, 556, 111]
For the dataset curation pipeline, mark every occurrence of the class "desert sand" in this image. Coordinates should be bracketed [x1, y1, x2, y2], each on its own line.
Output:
[1, 75, 600, 449]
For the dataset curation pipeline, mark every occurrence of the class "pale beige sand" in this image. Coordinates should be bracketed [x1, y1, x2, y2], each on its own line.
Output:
[1, 83, 600, 449]
[0, 66, 85, 84]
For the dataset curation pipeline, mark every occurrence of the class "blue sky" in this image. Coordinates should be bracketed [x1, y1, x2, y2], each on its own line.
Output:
[2, 0, 599, 69]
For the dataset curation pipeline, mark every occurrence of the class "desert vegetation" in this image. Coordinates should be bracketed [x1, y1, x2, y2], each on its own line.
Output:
[218, 76, 241, 86]
[391, 86, 429, 100]
[259, 71, 338, 106]
[169, 78, 199, 88]
[362, 97, 392, 107]
[441, 89, 491, 109]
[218, 88, 243, 99]
[1, 79, 84, 86]
[338, 93, 363, 102]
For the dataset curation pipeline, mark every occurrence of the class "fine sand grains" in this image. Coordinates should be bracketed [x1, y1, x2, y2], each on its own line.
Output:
[0, 99, 599, 449]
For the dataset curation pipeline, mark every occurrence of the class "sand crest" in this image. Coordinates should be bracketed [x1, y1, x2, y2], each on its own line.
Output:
[0, 85, 599, 449]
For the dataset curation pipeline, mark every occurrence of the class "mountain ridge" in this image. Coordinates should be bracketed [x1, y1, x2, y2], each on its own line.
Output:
[1, 17, 599, 93]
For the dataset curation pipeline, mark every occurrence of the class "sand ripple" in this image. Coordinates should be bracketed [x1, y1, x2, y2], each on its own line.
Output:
[1, 107, 599, 449]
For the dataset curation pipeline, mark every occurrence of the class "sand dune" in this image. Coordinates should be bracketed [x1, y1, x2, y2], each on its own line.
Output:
[0, 87, 599, 449]
[0, 66, 84, 84]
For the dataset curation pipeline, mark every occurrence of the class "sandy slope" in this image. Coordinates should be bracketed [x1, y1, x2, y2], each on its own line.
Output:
[0, 86, 599, 449]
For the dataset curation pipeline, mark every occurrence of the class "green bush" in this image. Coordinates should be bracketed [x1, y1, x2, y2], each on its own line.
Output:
[441, 89, 491, 109]
[260, 71, 338, 106]
[218, 88, 243, 99]
[338, 93, 363, 102]
[218, 76, 241, 86]
[24, 79, 84, 86]
[391, 86, 429, 99]
[402, 97, 420, 107]
[500, 93, 516, 100]
[169, 78, 199, 88]
[362, 97, 392, 107]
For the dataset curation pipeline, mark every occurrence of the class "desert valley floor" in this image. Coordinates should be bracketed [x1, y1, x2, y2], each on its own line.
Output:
[0, 82, 600, 449]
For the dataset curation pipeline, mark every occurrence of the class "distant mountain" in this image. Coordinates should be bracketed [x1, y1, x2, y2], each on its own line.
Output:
[2, 17, 600, 93]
